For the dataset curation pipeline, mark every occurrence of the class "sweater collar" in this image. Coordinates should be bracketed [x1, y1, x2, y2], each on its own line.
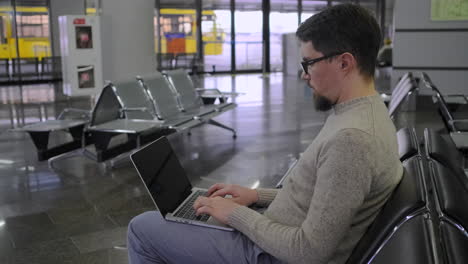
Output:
[333, 94, 380, 115]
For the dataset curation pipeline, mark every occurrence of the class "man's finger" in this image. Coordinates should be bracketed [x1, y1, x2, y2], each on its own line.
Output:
[196, 206, 213, 216]
[193, 196, 208, 210]
[207, 183, 225, 196]
[210, 189, 229, 198]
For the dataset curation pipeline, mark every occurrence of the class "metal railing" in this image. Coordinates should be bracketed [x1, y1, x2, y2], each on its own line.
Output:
[0, 56, 62, 84]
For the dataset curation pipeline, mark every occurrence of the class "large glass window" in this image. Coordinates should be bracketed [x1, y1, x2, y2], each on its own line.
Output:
[14, 7, 50, 60]
[235, 9, 262, 71]
[16, 14, 49, 38]
[156, 2, 198, 71]
[270, 0, 299, 72]
[201, 8, 231, 72]
[160, 14, 194, 36]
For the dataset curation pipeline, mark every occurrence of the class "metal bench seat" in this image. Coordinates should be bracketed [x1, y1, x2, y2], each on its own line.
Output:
[138, 72, 236, 137]
[165, 69, 237, 137]
[84, 83, 174, 163]
[422, 73, 468, 149]
[87, 119, 164, 134]
[387, 72, 418, 118]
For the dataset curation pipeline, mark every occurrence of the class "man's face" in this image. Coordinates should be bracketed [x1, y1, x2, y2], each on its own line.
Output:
[300, 41, 341, 111]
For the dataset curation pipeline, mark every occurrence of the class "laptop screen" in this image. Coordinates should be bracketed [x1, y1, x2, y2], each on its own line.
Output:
[130, 137, 192, 217]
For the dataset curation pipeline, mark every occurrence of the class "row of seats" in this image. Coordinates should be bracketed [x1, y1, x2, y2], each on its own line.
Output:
[425, 128, 468, 263]
[421, 73, 468, 149]
[347, 127, 468, 263]
[345, 71, 468, 263]
[20, 69, 239, 163]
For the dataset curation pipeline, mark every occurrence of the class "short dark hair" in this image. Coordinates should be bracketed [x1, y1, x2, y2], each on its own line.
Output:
[296, 4, 381, 79]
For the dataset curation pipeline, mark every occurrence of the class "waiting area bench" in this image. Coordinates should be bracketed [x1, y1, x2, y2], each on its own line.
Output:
[18, 70, 240, 163]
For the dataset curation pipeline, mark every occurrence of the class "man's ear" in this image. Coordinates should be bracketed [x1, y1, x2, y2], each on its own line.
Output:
[340, 52, 355, 72]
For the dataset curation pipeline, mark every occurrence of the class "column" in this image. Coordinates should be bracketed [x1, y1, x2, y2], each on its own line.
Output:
[99, 0, 156, 82]
[49, 0, 85, 57]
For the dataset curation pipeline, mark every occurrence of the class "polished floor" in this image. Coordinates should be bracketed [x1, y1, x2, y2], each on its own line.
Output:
[0, 71, 395, 263]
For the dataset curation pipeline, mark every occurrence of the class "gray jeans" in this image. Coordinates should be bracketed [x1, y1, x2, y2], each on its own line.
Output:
[127, 211, 281, 264]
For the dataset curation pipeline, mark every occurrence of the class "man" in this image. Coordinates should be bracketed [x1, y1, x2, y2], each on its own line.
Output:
[127, 4, 403, 264]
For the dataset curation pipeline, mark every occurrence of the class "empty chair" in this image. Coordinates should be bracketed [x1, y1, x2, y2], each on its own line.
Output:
[346, 157, 426, 264]
[111, 79, 157, 120]
[421, 72, 468, 132]
[166, 69, 237, 112]
[387, 72, 419, 118]
[86, 84, 167, 162]
[424, 128, 466, 176]
[365, 215, 435, 264]
[439, 221, 468, 264]
[430, 160, 468, 231]
[165, 69, 237, 137]
[136, 73, 206, 131]
[396, 127, 419, 162]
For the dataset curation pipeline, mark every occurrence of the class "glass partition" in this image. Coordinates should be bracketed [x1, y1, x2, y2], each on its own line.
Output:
[235, 9, 262, 71]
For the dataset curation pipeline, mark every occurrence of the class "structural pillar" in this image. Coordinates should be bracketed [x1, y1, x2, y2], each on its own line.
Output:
[49, 0, 85, 57]
[99, 0, 155, 82]
[262, 0, 270, 73]
[230, 0, 236, 73]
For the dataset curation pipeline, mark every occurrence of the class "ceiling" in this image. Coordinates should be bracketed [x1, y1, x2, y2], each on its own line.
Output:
[159, 0, 393, 12]
[0, 0, 394, 14]
[0, 0, 48, 7]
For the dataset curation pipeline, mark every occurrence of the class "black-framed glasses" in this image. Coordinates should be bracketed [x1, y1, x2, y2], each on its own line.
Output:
[300, 52, 345, 74]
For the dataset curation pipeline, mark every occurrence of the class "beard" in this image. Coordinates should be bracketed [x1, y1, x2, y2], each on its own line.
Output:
[313, 93, 334, 112]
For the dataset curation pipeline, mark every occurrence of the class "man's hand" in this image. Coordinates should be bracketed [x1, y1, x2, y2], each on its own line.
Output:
[193, 196, 241, 225]
[207, 183, 259, 206]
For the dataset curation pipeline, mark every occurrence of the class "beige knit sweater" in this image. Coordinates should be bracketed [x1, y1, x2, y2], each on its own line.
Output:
[228, 94, 403, 264]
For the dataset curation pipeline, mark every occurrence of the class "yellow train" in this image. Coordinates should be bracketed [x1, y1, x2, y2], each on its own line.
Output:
[0, 6, 51, 59]
[0, 7, 224, 60]
[159, 9, 225, 56]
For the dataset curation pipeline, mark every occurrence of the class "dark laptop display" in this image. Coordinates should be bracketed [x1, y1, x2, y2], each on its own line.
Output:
[131, 137, 193, 217]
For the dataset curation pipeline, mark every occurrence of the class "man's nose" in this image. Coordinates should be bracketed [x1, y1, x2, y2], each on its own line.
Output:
[301, 71, 309, 80]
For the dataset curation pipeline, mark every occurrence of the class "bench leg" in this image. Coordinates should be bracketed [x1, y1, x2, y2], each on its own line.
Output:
[208, 119, 237, 138]
[28, 131, 50, 161]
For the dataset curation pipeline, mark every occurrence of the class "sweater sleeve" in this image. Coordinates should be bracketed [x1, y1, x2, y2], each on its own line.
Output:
[228, 129, 375, 263]
[254, 188, 278, 207]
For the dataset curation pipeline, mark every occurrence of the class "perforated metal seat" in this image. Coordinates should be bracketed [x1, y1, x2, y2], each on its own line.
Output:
[139, 72, 237, 137]
[165, 69, 237, 137]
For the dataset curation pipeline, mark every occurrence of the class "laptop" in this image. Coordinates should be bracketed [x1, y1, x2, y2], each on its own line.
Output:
[130, 136, 234, 231]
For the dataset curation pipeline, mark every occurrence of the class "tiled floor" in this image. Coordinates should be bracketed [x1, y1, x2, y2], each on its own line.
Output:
[0, 72, 337, 263]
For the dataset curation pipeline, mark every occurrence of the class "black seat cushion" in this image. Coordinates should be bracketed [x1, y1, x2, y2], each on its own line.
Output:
[440, 221, 468, 264]
[431, 161, 468, 230]
[397, 127, 418, 161]
[370, 215, 435, 264]
[346, 157, 426, 264]
[451, 104, 468, 120]
[452, 120, 468, 131]
[424, 128, 464, 175]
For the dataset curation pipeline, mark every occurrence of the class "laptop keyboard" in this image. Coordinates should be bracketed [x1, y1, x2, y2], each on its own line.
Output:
[173, 190, 210, 222]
